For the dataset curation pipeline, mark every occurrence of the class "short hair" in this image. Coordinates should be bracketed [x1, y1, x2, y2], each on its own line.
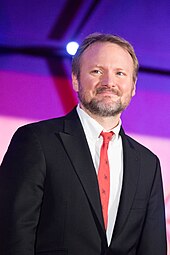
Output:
[72, 32, 139, 83]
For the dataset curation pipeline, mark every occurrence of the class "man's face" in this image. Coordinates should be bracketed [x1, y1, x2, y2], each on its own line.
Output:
[72, 42, 136, 117]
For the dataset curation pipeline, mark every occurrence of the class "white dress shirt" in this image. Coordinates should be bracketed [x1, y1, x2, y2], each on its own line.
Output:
[77, 105, 123, 245]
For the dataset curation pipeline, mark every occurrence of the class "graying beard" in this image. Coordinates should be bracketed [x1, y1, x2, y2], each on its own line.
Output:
[79, 97, 123, 117]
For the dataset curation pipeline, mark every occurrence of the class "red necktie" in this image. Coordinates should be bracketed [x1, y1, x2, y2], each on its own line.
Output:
[98, 131, 114, 229]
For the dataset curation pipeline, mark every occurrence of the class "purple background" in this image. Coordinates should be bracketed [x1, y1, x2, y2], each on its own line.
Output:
[1, 0, 170, 138]
[1, 0, 170, 250]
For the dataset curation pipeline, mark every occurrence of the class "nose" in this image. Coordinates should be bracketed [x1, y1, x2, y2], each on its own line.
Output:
[100, 71, 115, 87]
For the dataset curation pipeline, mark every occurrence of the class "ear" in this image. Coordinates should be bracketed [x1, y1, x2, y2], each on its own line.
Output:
[72, 73, 79, 92]
[132, 79, 137, 97]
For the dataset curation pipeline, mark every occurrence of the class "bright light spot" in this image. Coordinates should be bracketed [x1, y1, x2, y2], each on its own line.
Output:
[66, 41, 79, 55]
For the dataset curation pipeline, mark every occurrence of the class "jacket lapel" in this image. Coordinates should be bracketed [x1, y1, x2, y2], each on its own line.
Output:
[111, 128, 140, 240]
[57, 109, 105, 232]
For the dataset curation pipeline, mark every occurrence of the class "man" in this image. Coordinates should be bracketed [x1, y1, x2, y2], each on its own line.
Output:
[0, 33, 167, 254]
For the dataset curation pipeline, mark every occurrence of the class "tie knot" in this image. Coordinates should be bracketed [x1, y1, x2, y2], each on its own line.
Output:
[100, 131, 114, 143]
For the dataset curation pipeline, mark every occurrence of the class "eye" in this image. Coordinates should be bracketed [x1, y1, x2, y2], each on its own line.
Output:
[116, 71, 125, 76]
[91, 69, 103, 75]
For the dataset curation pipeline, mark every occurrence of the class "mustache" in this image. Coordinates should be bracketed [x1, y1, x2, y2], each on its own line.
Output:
[96, 87, 120, 96]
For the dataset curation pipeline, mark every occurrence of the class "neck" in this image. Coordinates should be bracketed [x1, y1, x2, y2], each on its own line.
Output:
[80, 104, 121, 131]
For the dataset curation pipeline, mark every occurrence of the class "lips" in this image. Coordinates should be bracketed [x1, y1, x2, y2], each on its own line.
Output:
[96, 87, 119, 96]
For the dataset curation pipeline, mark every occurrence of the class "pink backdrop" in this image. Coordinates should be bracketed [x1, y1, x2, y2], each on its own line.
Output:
[1, 0, 170, 252]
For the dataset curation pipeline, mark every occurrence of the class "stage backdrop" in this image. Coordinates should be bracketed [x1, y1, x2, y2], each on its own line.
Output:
[0, 0, 170, 252]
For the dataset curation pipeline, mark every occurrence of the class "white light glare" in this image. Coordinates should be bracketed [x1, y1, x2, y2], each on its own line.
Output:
[66, 41, 79, 56]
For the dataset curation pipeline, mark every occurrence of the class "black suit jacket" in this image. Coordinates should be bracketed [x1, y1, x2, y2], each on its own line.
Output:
[0, 108, 167, 255]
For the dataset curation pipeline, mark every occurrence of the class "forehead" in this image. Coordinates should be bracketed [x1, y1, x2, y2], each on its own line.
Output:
[81, 42, 133, 69]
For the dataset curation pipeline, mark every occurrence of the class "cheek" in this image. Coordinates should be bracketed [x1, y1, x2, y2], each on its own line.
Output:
[120, 80, 135, 95]
[80, 78, 96, 92]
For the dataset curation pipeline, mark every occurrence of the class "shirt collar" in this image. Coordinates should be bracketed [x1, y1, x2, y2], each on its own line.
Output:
[76, 104, 121, 141]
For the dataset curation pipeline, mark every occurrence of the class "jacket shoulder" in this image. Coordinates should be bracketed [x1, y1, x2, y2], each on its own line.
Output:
[16, 107, 78, 135]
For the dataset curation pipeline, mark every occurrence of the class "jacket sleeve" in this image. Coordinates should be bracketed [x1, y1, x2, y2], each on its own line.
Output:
[0, 125, 46, 255]
[137, 157, 167, 255]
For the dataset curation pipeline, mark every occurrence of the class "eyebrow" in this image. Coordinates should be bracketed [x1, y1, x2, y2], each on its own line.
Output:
[94, 65, 127, 71]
